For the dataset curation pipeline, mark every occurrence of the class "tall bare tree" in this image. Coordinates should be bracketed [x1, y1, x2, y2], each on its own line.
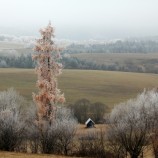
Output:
[32, 23, 65, 125]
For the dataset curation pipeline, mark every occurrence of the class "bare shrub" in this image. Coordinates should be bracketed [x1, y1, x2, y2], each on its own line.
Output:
[26, 102, 40, 153]
[27, 122, 40, 153]
[106, 127, 126, 158]
[0, 110, 26, 151]
[39, 123, 59, 154]
[55, 108, 77, 155]
[77, 130, 107, 158]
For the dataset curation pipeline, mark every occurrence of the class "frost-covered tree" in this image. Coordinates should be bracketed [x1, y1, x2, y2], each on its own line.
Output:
[107, 89, 158, 158]
[28, 107, 77, 154]
[0, 88, 26, 151]
[0, 88, 26, 114]
[32, 23, 65, 124]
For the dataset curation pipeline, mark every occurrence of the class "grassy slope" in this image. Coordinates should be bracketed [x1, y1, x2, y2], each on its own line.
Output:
[0, 68, 158, 109]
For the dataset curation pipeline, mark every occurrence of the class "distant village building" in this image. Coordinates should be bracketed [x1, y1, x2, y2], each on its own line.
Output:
[85, 118, 95, 128]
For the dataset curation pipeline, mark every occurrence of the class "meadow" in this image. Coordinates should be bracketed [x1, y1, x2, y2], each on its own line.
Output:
[0, 68, 158, 109]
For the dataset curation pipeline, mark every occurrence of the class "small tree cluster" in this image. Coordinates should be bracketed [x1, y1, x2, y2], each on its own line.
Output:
[70, 98, 108, 123]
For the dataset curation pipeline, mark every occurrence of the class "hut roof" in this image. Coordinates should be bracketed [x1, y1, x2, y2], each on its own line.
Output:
[85, 118, 95, 125]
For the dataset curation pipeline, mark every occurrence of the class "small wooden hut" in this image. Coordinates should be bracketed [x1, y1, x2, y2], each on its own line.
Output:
[85, 118, 95, 128]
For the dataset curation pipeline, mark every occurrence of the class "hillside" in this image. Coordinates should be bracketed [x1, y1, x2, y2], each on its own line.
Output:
[0, 68, 158, 109]
[72, 52, 158, 73]
[72, 53, 158, 65]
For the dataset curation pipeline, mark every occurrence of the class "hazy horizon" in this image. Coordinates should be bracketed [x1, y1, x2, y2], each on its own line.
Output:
[0, 0, 158, 40]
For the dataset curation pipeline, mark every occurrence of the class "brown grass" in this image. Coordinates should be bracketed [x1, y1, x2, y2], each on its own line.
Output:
[0, 151, 82, 158]
[76, 124, 107, 137]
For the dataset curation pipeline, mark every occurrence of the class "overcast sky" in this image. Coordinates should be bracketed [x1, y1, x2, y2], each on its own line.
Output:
[0, 0, 158, 40]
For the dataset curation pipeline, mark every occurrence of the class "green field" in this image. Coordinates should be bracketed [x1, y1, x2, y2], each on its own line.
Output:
[0, 68, 158, 109]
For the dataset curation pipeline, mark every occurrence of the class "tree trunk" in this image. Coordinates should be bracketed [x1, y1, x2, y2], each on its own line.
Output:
[153, 150, 158, 158]
[130, 153, 139, 158]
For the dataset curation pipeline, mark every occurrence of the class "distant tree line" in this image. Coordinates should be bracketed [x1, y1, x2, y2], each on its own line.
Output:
[0, 53, 131, 70]
[0, 54, 103, 70]
[63, 40, 158, 54]
[1, 54, 158, 74]
[0, 54, 35, 68]
[63, 57, 158, 74]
